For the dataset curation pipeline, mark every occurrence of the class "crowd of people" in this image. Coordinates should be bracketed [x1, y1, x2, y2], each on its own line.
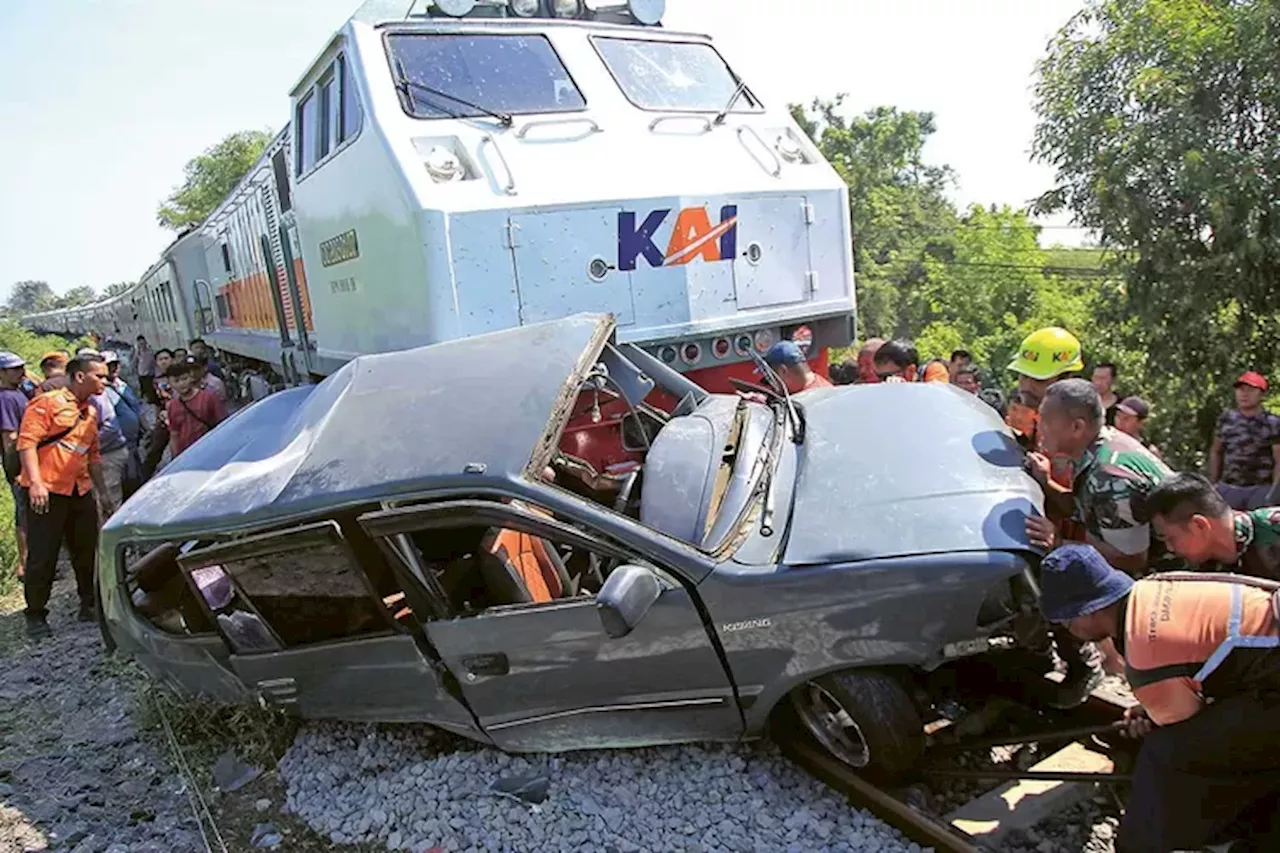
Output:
[786, 327, 1280, 853]
[0, 335, 228, 640]
[812, 330, 1279, 512]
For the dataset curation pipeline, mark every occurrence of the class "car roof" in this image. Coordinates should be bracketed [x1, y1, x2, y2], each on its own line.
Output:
[107, 313, 612, 538]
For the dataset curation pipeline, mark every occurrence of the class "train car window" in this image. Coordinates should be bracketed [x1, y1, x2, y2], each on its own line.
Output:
[297, 93, 317, 175]
[271, 149, 292, 213]
[216, 294, 229, 322]
[338, 55, 362, 144]
[386, 33, 585, 120]
[220, 242, 232, 275]
[592, 37, 761, 114]
[316, 72, 334, 163]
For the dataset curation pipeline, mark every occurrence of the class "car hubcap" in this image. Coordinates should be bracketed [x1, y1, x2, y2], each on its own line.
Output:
[792, 682, 871, 768]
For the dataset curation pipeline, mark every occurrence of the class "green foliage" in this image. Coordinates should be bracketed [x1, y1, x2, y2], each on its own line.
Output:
[0, 486, 17, 596]
[6, 280, 56, 316]
[791, 97, 958, 339]
[0, 319, 93, 369]
[157, 130, 273, 231]
[793, 97, 1133, 398]
[57, 285, 97, 309]
[104, 281, 135, 298]
[1033, 0, 1280, 466]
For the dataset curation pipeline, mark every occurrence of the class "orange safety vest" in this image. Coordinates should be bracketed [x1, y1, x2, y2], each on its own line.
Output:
[1123, 573, 1280, 725]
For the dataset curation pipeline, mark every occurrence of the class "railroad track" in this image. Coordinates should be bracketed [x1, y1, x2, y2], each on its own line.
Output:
[777, 687, 1134, 852]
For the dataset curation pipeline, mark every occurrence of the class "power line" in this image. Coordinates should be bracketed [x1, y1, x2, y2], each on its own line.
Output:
[861, 258, 1114, 274]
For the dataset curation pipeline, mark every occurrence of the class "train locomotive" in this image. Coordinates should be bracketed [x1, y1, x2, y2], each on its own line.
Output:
[24, 0, 856, 494]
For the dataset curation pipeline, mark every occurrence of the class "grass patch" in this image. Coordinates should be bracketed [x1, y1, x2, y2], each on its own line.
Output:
[134, 681, 299, 775]
[0, 482, 19, 599]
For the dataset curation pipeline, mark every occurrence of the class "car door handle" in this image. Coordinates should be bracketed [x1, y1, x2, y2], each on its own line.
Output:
[460, 653, 509, 677]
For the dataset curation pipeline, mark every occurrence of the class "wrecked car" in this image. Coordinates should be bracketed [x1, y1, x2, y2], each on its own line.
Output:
[101, 313, 1047, 780]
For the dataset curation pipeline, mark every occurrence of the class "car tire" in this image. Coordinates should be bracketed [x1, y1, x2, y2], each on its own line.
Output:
[789, 669, 924, 783]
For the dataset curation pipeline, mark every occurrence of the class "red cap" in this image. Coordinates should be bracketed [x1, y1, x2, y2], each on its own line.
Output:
[1236, 371, 1269, 391]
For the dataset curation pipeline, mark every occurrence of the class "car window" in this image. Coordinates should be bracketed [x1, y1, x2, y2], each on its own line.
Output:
[122, 540, 215, 636]
[178, 522, 407, 653]
[363, 501, 643, 617]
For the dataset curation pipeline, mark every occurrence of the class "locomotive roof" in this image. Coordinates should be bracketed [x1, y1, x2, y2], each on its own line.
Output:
[106, 313, 611, 538]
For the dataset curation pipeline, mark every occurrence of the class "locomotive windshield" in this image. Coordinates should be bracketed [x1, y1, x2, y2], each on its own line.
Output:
[387, 33, 585, 119]
[592, 37, 760, 113]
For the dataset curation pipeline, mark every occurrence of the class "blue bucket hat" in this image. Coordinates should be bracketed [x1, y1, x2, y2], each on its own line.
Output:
[758, 340, 806, 373]
[1039, 544, 1134, 623]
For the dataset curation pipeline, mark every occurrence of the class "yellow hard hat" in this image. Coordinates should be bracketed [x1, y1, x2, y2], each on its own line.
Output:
[1007, 327, 1084, 380]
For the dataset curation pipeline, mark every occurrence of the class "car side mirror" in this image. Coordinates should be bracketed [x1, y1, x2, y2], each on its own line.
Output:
[596, 564, 662, 639]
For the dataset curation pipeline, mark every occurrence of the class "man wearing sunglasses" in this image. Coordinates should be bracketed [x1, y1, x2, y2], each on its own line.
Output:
[871, 339, 920, 383]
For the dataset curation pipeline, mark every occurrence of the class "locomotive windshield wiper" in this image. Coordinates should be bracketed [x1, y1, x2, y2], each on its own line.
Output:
[713, 79, 750, 126]
[392, 59, 514, 127]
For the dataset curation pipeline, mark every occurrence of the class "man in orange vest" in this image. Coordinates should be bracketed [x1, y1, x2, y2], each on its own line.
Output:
[18, 354, 110, 638]
[1040, 544, 1280, 853]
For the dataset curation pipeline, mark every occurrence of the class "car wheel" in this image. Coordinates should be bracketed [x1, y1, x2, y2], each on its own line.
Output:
[789, 669, 923, 782]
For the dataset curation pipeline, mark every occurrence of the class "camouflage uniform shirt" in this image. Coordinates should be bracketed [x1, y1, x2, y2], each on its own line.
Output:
[1227, 508, 1280, 582]
[1217, 408, 1280, 487]
[1071, 427, 1173, 558]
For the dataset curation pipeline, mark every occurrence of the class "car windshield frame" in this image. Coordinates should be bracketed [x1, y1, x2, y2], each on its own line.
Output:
[384, 31, 588, 121]
[590, 35, 762, 115]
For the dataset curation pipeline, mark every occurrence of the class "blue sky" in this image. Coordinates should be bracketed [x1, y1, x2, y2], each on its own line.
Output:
[0, 0, 1085, 300]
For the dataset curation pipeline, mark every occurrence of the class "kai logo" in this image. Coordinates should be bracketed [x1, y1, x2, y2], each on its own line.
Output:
[618, 205, 738, 271]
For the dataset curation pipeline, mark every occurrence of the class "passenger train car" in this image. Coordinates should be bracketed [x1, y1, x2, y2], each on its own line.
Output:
[24, 0, 856, 399]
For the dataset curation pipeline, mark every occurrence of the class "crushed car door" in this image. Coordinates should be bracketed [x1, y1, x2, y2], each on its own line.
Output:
[359, 500, 742, 752]
[178, 520, 476, 735]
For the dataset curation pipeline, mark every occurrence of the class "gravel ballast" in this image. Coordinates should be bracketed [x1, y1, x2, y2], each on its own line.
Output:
[0, 588, 205, 852]
[279, 722, 929, 853]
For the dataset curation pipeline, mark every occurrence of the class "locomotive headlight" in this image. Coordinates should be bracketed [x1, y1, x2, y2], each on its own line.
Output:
[509, 0, 539, 16]
[552, 0, 583, 16]
[627, 0, 664, 24]
[435, 0, 477, 15]
[424, 146, 465, 182]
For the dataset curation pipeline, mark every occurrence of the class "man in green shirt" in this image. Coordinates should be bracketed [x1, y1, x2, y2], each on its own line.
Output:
[1027, 379, 1174, 576]
[1145, 472, 1280, 581]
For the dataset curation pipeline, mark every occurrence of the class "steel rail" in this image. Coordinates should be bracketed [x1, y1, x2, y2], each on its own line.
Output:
[929, 721, 1125, 754]
[921, 768, 1131, 784]
[778, 735, 982, 853]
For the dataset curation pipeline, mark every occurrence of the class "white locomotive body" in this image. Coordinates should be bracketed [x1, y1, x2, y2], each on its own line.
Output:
[25, 0, 856, 393]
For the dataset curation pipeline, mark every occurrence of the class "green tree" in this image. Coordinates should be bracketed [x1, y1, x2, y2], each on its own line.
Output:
[56, 285, 97, 309]
[6, 280, 56, 315]
[790, 98, 958, 339]
[908, 206, 1122, 385]
[104, 281, 134, 298]
[1033, 0, 1280, 465]
[157, 129, 273, 231]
